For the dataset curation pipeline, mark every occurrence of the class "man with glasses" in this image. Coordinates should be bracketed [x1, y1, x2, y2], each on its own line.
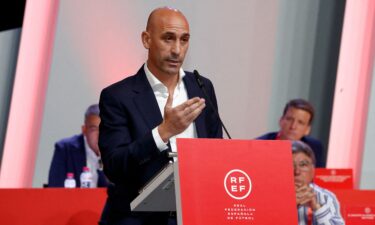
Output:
[292, 141, 344, 225]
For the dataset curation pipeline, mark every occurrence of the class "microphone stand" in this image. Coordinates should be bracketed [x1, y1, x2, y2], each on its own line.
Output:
[193, 70, 232, 139]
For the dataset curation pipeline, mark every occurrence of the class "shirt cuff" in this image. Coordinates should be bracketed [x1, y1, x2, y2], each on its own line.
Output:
[152, 127, 169, 151]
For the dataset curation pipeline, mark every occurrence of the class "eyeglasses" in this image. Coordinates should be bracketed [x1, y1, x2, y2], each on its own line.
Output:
[293, 160, 312, 171]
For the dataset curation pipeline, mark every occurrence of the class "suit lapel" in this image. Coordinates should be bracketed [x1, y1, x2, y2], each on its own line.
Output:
[132, 68, 163, 129]
[131, 68, 208, 137]
[97, 169, 108, 187]
[183, 74, 207, 138]
[75, 135, 86, 178]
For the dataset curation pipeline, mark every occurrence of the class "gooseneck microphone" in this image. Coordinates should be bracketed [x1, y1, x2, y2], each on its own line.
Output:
[193, 70, 232, 139]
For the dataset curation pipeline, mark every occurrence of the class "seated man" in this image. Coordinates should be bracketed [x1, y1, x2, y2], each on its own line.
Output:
[257, 99, 326, 167]
[292, 141, 344, 225]
[48, 104, 108, 187]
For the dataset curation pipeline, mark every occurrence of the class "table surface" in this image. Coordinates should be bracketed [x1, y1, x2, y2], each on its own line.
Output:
[0, 188, 107, 225]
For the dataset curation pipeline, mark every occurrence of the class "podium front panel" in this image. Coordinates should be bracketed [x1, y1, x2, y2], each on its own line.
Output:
[176, 139, 297, 225]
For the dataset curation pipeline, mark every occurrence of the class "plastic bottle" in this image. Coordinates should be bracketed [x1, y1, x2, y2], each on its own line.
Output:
[80, 166, 93, 188]
[64, 172, 76, 188]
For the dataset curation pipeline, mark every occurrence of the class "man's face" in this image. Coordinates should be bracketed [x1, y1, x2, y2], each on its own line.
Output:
[279, 107, 311, 140]
[82, 115, 100, 156]
[142, 11, 190, 77]
[293, 152, 315, 187]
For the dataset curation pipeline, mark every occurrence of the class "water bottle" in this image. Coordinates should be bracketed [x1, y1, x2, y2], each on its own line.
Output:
[64, 172, 76, 188]
[80, 166, 93, 188]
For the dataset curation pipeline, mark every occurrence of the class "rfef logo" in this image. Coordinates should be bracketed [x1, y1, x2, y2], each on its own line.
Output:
[224, 169, 252, 200]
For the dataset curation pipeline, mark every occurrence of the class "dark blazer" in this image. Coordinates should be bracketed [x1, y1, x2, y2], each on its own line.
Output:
[99, 66, 223, 216]
[48, 134, 108, 187]
[257, 132, 326, 168]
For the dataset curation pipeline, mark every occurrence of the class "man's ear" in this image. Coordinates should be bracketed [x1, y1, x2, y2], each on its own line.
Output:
[141, 31, 150, 49]
[304, 125, 311, 136]
[311, 166, 315, 178]
[278, 116, 283, 128]
[81, 125, 86, 136]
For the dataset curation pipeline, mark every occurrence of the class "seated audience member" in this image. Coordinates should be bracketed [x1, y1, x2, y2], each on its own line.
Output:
[48, 104, 108, 187]
[292, 141, 344, 225]
[257, 99, 326, 167]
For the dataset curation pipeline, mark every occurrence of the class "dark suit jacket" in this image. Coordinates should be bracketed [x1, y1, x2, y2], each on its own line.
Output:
[99, 66, 223, 215]
[48, 134, 108, 187]
[256, 132, 326, 168]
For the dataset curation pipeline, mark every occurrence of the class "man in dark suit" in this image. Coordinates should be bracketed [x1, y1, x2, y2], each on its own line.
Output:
[99, 7, 223, 225]
[257, 99, 326, 168]
[48, 104, 108, 187]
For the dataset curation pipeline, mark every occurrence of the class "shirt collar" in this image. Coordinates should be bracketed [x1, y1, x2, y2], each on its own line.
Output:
[144, 63, 185, 91]
[276, 132, 282, 140]
[83, 136, 100, 161]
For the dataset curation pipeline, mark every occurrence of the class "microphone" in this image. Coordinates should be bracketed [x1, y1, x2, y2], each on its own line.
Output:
[193, 70, 232, 139]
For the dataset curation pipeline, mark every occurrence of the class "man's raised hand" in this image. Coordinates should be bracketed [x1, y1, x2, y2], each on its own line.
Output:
[158, 91, 205, 142]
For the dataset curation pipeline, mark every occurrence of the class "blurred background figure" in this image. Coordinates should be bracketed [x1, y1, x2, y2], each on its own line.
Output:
[292, 141, 344, 225]
[48, 104, 108, 187]
[257, 99, 326, 167]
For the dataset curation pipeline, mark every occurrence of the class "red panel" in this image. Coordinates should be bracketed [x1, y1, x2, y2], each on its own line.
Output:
[314, 168, 354, 189]
[177, 139, 297, 225]
[333, 190, 375, 225]
[0, 0, 59, 187]
[0, 188, 106, 225]
[328, 0, 375, 187]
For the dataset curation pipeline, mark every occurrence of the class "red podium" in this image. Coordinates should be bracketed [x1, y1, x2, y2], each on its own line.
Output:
[131, 139, 298, 225]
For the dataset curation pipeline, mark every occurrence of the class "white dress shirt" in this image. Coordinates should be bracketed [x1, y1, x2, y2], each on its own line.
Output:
[84, 136, 100, 187]
[297, 183, 344, 225]
[144, 63, 197, 153]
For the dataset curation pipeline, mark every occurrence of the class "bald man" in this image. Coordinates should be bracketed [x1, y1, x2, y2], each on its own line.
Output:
[99, 7, 222, 225]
